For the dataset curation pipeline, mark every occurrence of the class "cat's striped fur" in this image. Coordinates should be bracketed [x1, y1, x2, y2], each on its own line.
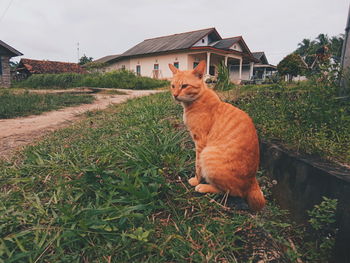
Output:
[169, 61, 266, 211]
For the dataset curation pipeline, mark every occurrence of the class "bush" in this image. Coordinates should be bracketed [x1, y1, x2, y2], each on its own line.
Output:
[15, 70, 169, 90]
[305, 197, 338, 262]
[230, 83, 350, 164]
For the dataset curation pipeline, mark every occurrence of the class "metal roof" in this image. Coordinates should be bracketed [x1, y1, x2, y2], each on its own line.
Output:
[252, 52, 268, 64]
[0, 40, 23, 57]
[212, 37, 241, 49]
[93, 54, 121, 63]
[121, 28, 219, 57]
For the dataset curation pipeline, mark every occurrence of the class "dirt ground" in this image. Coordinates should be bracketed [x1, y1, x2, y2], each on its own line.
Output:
[0, 89, 162, 160]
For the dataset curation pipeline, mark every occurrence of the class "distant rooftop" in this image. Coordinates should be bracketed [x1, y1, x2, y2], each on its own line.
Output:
[0, 40, 23, 57]
[93, 54, 121, 64]
[18, 58, 86, 74]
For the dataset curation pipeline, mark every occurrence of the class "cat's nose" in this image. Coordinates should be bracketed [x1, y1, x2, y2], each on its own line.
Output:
[173, 94, 178, 99]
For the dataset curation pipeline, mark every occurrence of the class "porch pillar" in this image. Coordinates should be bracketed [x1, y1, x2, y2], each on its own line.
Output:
[224, 56, 228, 66]
[263, 68, 266, 80]
[206, 52, 211, 75]
[249, 62, 254, 79]
[239, 58, 242, 81]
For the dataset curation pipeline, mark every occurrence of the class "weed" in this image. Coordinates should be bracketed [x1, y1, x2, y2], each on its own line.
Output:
[303, 197, 338, 262]
[215, 61, 234, 91]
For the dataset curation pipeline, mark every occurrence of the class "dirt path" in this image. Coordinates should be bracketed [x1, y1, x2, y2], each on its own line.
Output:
[0, 89, 162, 159]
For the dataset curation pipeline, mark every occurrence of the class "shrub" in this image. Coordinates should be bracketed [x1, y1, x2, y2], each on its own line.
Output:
[305, 197, 338, 262]
[230, 83, 350, 164]
[15, 70, 169, 90]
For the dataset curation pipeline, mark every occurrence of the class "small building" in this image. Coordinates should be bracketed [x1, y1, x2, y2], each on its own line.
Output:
[17, 58, 86, 79]
[252, 52, 277, 80]
[0, 40, 23, 88]
[93, 28, 261, 84]
[88, 54, 121, 72]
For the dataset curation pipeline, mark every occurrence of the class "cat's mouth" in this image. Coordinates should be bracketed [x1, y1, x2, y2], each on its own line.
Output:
[174, 95, 195, 103]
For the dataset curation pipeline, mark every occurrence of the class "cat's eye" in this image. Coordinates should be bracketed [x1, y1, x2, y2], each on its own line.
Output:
[181, 84, 189, 89]
[171, 84, 175, 89]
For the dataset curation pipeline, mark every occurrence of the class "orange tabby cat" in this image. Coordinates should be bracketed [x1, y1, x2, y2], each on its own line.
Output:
[168, 60, 266, 211]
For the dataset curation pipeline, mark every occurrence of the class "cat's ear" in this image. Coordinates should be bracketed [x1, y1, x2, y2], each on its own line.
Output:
[168, 64, 179, 74]
[193, 60, 206, 79]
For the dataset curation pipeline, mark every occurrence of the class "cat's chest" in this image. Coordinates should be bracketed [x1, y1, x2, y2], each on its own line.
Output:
[183, 111, 211, 141]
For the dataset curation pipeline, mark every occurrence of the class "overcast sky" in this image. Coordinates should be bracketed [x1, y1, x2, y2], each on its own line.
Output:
[1, 0, 348, 65]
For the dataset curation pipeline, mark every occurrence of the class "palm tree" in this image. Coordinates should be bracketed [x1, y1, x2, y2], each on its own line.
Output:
[330, 35, 344, 62]
[316, 33, 330, 46]
[296, 38, 312, 57]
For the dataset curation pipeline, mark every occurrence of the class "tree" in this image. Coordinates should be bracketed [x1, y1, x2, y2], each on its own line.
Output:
[330, 35, 344, 63]
[277, 54, 307, 82]
[295, 34, 344, 64]
[295, 38, 313, 57]
[79, 54, 93, 65]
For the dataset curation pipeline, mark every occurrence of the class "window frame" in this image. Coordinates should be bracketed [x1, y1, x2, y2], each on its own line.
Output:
[136, 65, 141, 76]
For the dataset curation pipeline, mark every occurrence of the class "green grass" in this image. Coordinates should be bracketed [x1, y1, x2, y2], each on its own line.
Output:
[0, 90, 95, 119]
[14, 70, 169, 90]
[0, 92, 330, 262]
[227, 82, 350, 164]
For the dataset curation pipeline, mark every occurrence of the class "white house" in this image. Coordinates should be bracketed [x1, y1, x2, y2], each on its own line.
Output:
[252, 52, 277, 80]
[93, 28, 262, 84]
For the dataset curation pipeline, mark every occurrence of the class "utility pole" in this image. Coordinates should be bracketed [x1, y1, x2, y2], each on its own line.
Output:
[340, 4, 350, 96]
[77, 42, 80, 63]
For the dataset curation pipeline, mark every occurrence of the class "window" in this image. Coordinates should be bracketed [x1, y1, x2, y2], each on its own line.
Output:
[201, 39, 205, 43]
[0, 57, 2, 75]
[121, 65, 126, 70]
[154, 64, 159, 70]
[173, 62, 179, 69]
[193, 62, 199, 69]
[136, 65, 141, 76]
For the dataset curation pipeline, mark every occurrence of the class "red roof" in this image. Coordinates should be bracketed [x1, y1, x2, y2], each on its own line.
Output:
[19, 58, 86, 74]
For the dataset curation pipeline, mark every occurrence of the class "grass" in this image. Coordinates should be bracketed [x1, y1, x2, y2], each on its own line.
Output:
[0, 91, 336, 262]
[226, 82, 350, 165]
[0, 91, 312, 263]
[14, 70, 169, 90]
[0, 90, 95, 119]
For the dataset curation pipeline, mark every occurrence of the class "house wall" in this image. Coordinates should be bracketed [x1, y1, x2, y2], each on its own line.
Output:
[229, 64, 251, 82]
[129, 52, 189, 79]
[229, 43, 243, 52]
[187, 53, 207, 70]
[0, 56, 11, 88]
[193, 35, 209, 47]
[100, 59, 131, 72]
[98, 50, 250, 83]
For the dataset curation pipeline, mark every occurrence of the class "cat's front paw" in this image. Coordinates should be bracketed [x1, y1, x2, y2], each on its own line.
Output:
[195, 184, 221, 194]
[188, 177, 199, 186]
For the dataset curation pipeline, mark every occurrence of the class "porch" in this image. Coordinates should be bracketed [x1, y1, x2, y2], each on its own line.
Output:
[187, 51, 254, 84]
[253, 64, 277, 81]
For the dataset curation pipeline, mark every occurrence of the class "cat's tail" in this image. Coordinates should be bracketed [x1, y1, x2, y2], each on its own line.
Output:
[246, 180, 266, 212]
